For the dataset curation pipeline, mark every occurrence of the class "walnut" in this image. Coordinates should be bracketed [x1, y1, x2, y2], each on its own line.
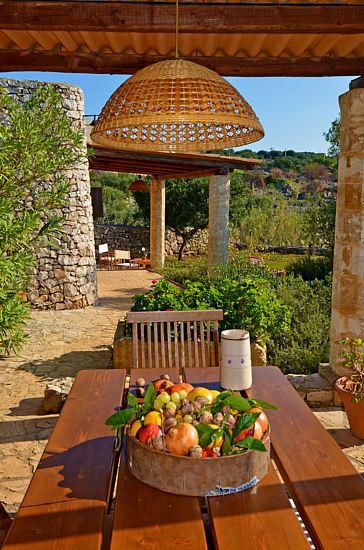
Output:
[189, 445, 203, 458]
[199, 411, 213, 424]
[136, 377, 146, 387]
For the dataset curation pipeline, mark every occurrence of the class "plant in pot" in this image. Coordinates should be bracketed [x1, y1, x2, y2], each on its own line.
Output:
[335, 338, 364, 439]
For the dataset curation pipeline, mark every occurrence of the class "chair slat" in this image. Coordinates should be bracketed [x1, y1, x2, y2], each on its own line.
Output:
[160, 322, 166, 369]
[132, 323, 138, 369]
[206, 321, 211, 367]
[140, 323, 145, 369]
[213, 320, 219, 367]
[180, 321, 185, 370]
[174, 321, 179, 372]
[167, 322, 173, 368]
[147, 323, 152, 368]
[193, 321, 199, 368]
[153, 322, 159, 370]
[200, 320, 206, 368]
[186, 321, 192, 368]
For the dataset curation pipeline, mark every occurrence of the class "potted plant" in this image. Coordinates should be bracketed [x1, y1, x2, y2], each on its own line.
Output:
[335, 338, 364, 439]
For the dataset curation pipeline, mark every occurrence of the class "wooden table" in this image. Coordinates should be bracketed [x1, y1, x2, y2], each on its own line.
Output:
[4, 367, 364, 549]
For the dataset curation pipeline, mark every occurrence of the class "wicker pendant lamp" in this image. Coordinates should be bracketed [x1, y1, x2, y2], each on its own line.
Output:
[91, 2, 264, 153]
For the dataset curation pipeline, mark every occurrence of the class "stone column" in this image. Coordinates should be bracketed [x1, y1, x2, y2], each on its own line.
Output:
[208, 170, 230, 272]
[329, 77, 364, 378]
[150, 178, 165, 270]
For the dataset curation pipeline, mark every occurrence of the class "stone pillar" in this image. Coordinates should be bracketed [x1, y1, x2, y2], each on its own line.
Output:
[0, 78, 98, 310]
[329, 77, 364, 378]
[208, 170, 230, 272]
[150, 178, 165, 270]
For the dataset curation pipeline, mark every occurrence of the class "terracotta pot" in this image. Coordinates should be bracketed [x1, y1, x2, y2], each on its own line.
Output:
[335, 377, 364, 439]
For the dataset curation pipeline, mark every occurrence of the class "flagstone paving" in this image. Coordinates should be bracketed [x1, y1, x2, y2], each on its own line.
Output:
[0, 268, 363, 516]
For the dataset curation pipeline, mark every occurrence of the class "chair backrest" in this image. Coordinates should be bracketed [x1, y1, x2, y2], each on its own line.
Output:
[99, 243, 108, 254]
[115, 250, 131, 260]
[126, 309, 223, 371]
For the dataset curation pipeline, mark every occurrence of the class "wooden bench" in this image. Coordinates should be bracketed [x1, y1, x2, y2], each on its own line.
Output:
[3, 369, 126, 550]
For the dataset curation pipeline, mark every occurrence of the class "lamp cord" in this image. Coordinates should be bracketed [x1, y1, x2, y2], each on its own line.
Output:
[175, 0, 179, 59]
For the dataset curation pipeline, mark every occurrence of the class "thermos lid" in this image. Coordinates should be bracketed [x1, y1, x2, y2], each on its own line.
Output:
[221, 329, 250, 341]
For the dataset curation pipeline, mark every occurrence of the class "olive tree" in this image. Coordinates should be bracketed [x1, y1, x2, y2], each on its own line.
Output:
[0, 85, 84, 354]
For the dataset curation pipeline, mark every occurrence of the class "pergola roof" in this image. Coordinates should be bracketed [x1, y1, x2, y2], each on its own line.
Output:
[1, 1, 364, 77]
[88, 142, 260, 180]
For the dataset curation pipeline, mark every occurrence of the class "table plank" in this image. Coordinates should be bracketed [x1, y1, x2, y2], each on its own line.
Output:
[183, 367, 220, 384]
[4, 370, 127, 550]
[130, 367, 180, 385]
[111, 454, 207, 549]
[2, 500, 105, 550]
[208, 462, 310, 550]
[184, 368, 310, 549]
[252, 366, 364, 549]
[21, 369, 126, 506]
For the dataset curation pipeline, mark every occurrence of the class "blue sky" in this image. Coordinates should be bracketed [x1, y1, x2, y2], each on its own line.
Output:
[2, 71, 353, 153]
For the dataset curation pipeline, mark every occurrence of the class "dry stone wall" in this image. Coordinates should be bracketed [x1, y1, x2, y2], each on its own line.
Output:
[94, 224, 208, 259]
[1, 78, 97, 310]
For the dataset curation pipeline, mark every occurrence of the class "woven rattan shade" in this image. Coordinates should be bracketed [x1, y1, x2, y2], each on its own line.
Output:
[91, 59, 264, 153]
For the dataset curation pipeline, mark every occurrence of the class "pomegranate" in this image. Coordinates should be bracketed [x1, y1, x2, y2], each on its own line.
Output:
[165, 423, 199, 456]
[246, 407, 269, 433]
[168, 383, 194, 395]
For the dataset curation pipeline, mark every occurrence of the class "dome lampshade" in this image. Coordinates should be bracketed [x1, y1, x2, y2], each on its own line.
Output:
[128, 178, 149, 192]
[91, 59, 264, 153]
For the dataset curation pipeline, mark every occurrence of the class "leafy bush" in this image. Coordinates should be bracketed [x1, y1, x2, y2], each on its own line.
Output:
[286, 255, 332, 281]
[161, 255, 208, 285]
[0, 85, 84, 354]
[268, 275, 332, 374]
[132, 274, 291, 346]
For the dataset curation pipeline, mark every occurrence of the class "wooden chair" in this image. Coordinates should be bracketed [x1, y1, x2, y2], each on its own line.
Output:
[99, 243, 113, 270]
[126, 310, 223, 372]
[114, 250, 131, 269]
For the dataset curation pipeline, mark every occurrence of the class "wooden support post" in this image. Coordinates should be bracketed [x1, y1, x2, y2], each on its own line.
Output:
[150, 178, 165, 271]
[329, 76, 364, 378]
[208, 170, 230, 273]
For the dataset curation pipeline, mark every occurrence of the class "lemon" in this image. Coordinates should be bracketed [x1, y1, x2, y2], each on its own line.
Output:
[188, 387, 214, 404]
[130, 420, 142, 437]
[210, 390, 221, 401]
[144, 411, 162, 426]
[207, 424, 223, 448]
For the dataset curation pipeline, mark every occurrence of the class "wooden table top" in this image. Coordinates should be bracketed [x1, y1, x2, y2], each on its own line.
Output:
[4, 367, 364, 549]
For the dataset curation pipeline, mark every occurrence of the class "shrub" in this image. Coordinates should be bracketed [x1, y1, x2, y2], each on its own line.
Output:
[286, 255, 332, 281]
[0, 85, 84, 354]
[132, 275, 291, 346]
[268, 275, 332, 374]
[161, 256, 208, 285]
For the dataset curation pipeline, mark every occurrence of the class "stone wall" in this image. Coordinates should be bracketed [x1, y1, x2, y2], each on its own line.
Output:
[1, 78, 98, 310]
[94, 224, 208, 259]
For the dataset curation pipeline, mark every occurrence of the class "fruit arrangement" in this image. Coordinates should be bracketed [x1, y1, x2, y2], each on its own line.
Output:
[106, 375, 276, 458]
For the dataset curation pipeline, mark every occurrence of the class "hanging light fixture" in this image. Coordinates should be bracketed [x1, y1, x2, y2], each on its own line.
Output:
[91, 1, 264, 153]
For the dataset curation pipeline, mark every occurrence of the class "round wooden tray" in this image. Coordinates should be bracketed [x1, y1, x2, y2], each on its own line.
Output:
[126, 428, 270, 497]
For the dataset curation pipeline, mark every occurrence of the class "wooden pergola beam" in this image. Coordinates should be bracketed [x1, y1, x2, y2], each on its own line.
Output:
[1, 50, 363, 77]
[2, 2, 364, 34]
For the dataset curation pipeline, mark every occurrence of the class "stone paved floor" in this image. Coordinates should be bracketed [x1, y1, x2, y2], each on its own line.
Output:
[0, 269, 161, 516]
[0, 268, 363, 517]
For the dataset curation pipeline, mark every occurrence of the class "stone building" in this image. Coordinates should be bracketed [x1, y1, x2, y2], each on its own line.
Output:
[1, 78, 98, 310]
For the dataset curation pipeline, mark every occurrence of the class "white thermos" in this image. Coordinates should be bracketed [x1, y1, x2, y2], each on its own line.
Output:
[220, 329, 252, 390]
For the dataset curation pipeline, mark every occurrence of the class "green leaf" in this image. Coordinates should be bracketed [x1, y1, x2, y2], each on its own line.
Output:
[233, 412, 260, 439]
[221, 425, 232, 455]
[223, 394, 251, 412]
[127, 392, 138, 407]
[143, 384, 157, 409]
[105, 408, 134, 430]
[210, 390, 233, 414]
[235, 436, 267, 452]
[195, 424, 215, 448]
[248, 398, 277, 410]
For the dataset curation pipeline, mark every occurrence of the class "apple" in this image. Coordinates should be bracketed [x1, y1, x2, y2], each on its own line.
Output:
[153, 378, 174, 393]
[234, 421, 263, 443]
[168, 383, 194, 395]
[137, 423, 162, 444]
